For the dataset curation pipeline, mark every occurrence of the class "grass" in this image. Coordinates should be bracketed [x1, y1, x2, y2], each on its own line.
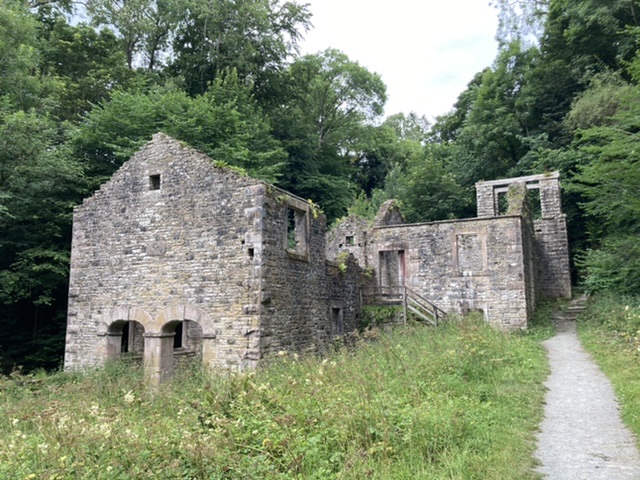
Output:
[0, 316, 550, 479]
[577, 293, 640, 439]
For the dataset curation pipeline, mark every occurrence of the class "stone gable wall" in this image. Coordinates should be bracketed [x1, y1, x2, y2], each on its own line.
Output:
[325, 215, 371, 268]
[65, 134, 266, 371]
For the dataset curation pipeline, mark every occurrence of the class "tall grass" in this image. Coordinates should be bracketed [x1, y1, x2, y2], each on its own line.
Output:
[0, 318, 548, 479]
[577, 293, 640, 439]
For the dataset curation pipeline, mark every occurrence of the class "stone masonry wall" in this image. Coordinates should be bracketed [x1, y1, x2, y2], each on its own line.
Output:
[475, 172, 571, 300]
[65, 134, 266, 371]
[507, 182, 540, 319]
[326, 215, 371, 268]
[325, 254, 364, 339]
[369, 216, 530, 330]
[257, 190, 330, 357]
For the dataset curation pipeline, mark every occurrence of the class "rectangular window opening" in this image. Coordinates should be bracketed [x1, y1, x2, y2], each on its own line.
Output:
[286, 205, 308, 257]
[332, 307, 344, 335]
[526, 188, 543, 220]
[287, 207, 298, 250]
[248, 247, 255, 258]
[149, 174, 161, 191]
[345, 235, 355, 246]
[497, 191, 508, 215]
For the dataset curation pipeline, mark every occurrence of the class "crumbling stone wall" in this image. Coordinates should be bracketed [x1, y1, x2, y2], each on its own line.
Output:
[369, 216, 530, 330]
[257, 190, 330, 357]
[65, 134, 363, 378]
[326, 215, 371, 267]
[507, 182, 540, 319]
[325, 254, 365, 339]
[476, 172, 571, 299]
[66, 133, 572, 376]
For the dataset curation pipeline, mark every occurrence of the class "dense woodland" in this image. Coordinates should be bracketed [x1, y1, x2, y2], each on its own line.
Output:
[1, 0, 639, 372]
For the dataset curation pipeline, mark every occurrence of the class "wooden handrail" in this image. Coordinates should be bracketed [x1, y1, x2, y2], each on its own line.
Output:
[360, 285, 447, 326]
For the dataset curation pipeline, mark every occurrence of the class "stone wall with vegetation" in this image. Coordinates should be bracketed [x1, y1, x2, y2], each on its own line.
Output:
[257, 190, 330, 357]
[476, 172, 571, 300]
[369, 216, 530, 330]
[65, 134, 266, 373]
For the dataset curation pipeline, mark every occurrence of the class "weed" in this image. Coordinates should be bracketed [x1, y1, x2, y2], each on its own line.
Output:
[0, 318, 549, 479]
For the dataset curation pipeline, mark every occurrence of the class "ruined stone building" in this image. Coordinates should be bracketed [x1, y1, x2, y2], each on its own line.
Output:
[64, 134, 571, 380]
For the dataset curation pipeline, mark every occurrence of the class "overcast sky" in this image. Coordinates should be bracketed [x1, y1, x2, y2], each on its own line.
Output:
[300, 1, 500, 120]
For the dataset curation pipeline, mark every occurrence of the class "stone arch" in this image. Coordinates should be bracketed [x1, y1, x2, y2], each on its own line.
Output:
[145, 305, 217, 384]
[99, 307, 152, 363]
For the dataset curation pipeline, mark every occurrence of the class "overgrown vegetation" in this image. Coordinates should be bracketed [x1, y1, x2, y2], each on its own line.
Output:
[577, 293, 640, 438]
[0, 319, 548, 479]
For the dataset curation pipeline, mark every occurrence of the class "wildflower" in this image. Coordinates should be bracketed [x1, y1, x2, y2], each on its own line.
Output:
[11, 418, 18, 427]
[123, 390, 136, 404]
[277, 350, 287, 356]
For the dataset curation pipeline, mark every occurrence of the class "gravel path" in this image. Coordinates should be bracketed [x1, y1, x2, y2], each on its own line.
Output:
[534, 301, 640, 479]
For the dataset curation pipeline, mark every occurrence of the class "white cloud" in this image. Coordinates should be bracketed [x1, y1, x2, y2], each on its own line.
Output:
[300, 0, 499, 119]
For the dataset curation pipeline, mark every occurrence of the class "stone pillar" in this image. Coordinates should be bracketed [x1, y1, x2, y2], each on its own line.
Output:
[475, 182, 497, 217]
[143, 332, 174, 385]
[97, 332, 123, 364]
[539, 176, 563, 218]
[201, 334, 218, 369]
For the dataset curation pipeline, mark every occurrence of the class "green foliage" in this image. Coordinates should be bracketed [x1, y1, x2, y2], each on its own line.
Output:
[0, 319, 549, 478]
[272, 49, 387, 221]
[358, 305, 402, 330]
[169, 0, 311, 97]
[37, 16, 134, 121]
[578, 293, 640, 436]
[72, 73, 286, 184]
[567, 83, 640, 293]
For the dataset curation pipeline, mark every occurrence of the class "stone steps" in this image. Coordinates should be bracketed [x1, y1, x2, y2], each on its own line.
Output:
[554, 295, 588, 321]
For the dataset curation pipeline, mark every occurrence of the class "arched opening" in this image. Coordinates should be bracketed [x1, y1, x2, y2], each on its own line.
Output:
[161, 319, 204, 371]
[105, 319, 145, 363]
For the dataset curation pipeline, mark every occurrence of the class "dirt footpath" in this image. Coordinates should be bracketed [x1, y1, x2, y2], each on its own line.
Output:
[534, 301, 640, 479]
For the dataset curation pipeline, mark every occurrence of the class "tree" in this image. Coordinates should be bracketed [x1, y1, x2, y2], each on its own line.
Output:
[169, 0, 311, 96]
[85, 0, 182, 70]
[569, 84, 640, 293]
[37, 15, 134, 121]
[491, 0, 549, 46]
[271, 49, 387, 220]
[438, 42, 537, 187]
[71, 72, 286, 184]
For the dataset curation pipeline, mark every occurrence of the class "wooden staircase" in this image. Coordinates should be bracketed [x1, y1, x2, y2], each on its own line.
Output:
[360, 286, 447, 326]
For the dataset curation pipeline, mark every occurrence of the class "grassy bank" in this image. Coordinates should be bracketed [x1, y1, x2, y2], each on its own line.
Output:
[0, 318, 548, 479]
[578, 294, 640, 439]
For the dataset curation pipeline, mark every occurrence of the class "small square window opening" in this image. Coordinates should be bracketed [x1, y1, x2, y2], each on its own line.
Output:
[149, 174, 161, 191]
[345, 235, 355, 246]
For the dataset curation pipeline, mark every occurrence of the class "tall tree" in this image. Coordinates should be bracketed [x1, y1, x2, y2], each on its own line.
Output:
[71, 72, 286, 184]
[271, 49, 387, 220]
[169, 0, 310, 97]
